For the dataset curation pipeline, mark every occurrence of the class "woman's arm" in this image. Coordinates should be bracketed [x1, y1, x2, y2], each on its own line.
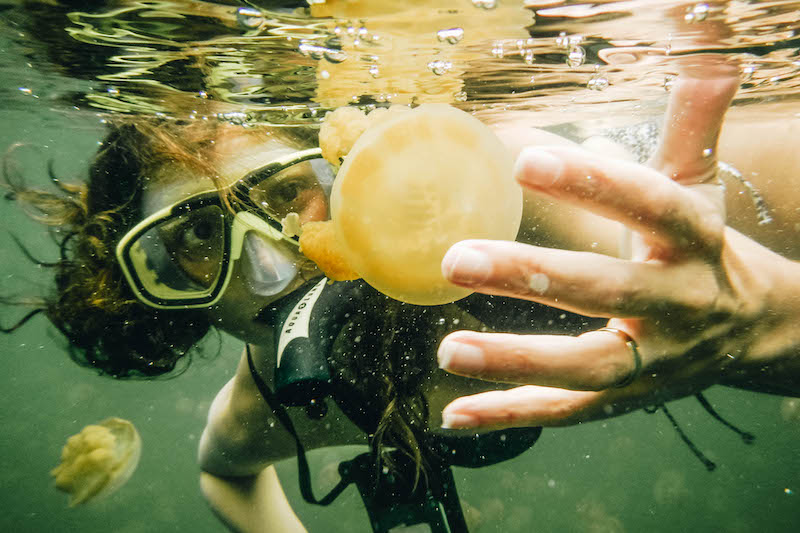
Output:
[200, 468, 306, 533]
[197, 346, 365, 533]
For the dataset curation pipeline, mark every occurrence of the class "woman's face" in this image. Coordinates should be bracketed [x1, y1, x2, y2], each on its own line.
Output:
[140, 131, 324, 347]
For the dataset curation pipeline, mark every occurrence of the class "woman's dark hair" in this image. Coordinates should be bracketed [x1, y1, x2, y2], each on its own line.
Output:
[2, 118, 317, 378]
[3, 113, 466, 479]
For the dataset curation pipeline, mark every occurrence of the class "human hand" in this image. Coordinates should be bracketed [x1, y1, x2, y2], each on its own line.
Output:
[436, 60, 800, 430]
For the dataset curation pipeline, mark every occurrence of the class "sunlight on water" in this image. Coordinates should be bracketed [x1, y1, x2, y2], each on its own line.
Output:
[1, 2, 799, 532]
[1, 0, 797, 127]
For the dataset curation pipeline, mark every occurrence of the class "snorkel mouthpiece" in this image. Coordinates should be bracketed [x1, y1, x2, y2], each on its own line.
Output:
[268, 278, 367, 416]
[241, 232, 297, 297]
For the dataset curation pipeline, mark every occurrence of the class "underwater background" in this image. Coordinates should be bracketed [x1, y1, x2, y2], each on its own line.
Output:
[1, 1, 800, 531]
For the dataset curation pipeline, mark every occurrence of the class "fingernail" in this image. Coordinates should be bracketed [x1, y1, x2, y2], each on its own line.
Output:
[438, 340, 486, 372]
[514, 148, 564, 187]
[441, 245, 492, 284]
[441, 412, 479, 429]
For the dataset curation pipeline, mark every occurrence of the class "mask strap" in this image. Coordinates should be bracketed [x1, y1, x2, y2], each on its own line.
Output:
[245, 344, 352, 506]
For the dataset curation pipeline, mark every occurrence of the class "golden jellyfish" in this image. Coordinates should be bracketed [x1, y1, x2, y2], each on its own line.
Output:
[51, 417, 142, 506]
[302, 103, 522, 305]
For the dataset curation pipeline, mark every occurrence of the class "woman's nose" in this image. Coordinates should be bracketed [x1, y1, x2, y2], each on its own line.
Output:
[239, 231, 297, 296]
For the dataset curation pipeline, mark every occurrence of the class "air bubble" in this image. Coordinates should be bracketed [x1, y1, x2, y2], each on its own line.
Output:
[369, 64, 380, 78]
[198, 91, 209, 99]
[741, 65, 755, 82]
[428, 60, 452, 75]
[523, 49, 535, 65]
[663, 74, 676, 92]
[684, 3, 709, 23]
[491, 42, 504, 59]
[588, 74, 609, 91]
[299, 41, 326, 59]
[472, 0, 497, 9]
[324, 48, 348, 64]
[454, 90, 468, 102]
[437, 27, 464, 45]
[567, 47, 585, 68]
[217, 112, 249, 125]
[236, 7, 264, 29]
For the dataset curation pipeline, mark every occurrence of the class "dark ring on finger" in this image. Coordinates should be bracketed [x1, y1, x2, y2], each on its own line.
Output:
[598, 327, 642, 388]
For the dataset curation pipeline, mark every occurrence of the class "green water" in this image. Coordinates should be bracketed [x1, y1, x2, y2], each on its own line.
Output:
[2, 1, 800, 531]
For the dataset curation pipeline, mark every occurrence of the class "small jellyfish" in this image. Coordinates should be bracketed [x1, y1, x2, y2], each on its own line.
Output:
[51, 417, 141, 506]
[780, 397, 800, 422]
[281, 212, 302, 238]
[653, 469, 690, 505]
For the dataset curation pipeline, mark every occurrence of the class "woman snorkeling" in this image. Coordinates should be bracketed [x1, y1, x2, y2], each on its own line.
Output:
[4, 111, 551, 531]
[4, 39, 800, 533]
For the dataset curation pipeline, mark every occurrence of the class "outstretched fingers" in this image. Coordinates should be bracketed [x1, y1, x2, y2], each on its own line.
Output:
[513, 147, 725, 256]
[650, 57, 740, 184]
[441, 239, 717, 319]
[439, 385, 621, 429]
[438, 328, 645, 391]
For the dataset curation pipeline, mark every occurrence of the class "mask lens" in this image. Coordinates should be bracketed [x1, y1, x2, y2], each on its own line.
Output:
[247, 159, 334, 224]
[127, 205, 226, 301]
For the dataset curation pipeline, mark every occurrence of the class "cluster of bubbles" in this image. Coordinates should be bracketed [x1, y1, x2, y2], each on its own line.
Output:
[436, 27, 465, 45]
[491, 38, 537, 64]
[684, 3, 710, 24]
[471, 0, 497, 9]
[663, 73, 676, 92]
[557, 32, 586, 68]
[296, 19, 383, 68]
[588, 73, 610, 91]
[427, 60, 453, 76]
[556, 32, 610, 91]
[332, 20, 379, 48]
[298, 41, 348, 64]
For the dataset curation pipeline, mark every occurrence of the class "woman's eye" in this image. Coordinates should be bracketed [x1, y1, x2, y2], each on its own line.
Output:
[191, 220, 214, 241]
[272, 181, 301, 205]
[180, 218, 217, 252]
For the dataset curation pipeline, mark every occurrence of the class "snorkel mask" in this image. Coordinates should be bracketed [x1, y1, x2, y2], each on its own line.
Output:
[116, 148, 335, 309]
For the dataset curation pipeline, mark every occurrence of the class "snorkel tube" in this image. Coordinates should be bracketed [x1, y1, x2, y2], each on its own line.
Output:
[266, 277, 361, 417]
